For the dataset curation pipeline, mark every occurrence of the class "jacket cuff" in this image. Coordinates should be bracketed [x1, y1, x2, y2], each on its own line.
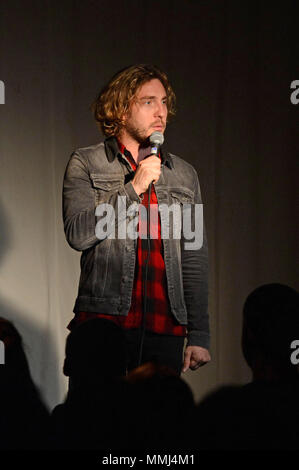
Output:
[124, 181, 143, 204]
[186, 330, 210, 349]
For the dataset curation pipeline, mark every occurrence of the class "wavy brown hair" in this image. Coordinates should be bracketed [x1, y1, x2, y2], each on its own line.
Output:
[92, 64, 176, 137]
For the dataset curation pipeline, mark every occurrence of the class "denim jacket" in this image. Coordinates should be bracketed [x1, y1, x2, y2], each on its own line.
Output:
[63, 137, 210, 348]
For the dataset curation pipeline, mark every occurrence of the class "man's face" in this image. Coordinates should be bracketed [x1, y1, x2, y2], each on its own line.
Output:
[122, 78, 168, 144]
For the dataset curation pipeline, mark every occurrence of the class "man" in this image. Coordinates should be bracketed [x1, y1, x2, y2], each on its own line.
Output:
[63, 64, 210, 374]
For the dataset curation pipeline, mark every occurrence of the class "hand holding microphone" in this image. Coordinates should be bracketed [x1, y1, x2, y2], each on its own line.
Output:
[131, 132, 164, 196]
[131, 155, 161, 195]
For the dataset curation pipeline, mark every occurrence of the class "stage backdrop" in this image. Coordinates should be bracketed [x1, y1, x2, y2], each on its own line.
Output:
[0, 0, 298, 408]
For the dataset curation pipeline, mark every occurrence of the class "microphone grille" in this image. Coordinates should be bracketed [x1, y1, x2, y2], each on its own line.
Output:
[149, 131, 164, 146]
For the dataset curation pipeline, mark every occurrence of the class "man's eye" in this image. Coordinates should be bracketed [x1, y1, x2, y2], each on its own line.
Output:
[145, 100, 152, 105]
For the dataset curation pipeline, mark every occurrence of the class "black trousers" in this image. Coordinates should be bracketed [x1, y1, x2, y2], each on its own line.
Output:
[124, 329, 185, 375]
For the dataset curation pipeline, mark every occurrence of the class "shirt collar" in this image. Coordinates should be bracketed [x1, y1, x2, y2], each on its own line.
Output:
[104, 136, 174, 169]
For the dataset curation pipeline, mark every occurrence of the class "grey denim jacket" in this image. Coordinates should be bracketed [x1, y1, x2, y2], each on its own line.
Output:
[63, 137, 210, 349]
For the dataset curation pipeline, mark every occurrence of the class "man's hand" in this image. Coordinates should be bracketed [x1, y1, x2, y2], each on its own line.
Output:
[182, 346, 211, 372]
[131, 155, 161, 195]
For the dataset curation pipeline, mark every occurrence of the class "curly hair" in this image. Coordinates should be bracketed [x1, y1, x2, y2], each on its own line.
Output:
[92, 64, 176, 137]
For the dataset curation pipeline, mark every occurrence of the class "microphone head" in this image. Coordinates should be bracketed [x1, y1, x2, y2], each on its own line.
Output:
[149, 131, 164, 146]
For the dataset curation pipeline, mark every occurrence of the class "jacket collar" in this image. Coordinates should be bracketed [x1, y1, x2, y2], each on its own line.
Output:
[104, 136, 174, 169]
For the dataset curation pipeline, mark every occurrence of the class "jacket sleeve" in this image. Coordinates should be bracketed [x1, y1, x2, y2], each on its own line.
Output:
[62, 150, 140, 251]
[181, 167, 210, 349]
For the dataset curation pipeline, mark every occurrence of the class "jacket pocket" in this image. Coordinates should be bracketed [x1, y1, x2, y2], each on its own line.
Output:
[90, 174, 123, 205]
[170, 188, 194, 204]
[90, 174, 123, 191]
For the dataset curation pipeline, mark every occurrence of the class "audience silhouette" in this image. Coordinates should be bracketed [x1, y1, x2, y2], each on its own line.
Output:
[0, 317, 50, 450]
[195, 283, 299, 450]
[124, 361, 196, 450]
[1, 282, 298, 451]
[50, 318, 128, 450]
[51, 319, 196, 451]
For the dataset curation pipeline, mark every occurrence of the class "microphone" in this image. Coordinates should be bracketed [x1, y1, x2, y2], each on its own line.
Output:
[149, 131, 164, 157]
[147, 131, 164, 190]
[147, 131, 164, 191]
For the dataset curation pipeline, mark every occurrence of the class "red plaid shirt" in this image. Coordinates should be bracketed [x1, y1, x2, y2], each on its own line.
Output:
[68, 141, 186, 337]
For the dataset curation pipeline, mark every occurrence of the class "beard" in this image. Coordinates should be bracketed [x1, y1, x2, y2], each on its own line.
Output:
[124, 120, 149, 145]
[121, 111, 166, 147]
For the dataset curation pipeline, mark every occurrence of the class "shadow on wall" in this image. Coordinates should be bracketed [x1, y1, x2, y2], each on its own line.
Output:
[0, 198, 59, 410]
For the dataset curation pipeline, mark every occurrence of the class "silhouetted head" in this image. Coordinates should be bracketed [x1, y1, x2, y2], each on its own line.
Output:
[63, 318, 127, 385]
[0, 317, 31, 377]
[125, 361, 195, 449]
[0, 317, 47, 415]
[126, 361, 195, 411]
[241, 283, 299, 381]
